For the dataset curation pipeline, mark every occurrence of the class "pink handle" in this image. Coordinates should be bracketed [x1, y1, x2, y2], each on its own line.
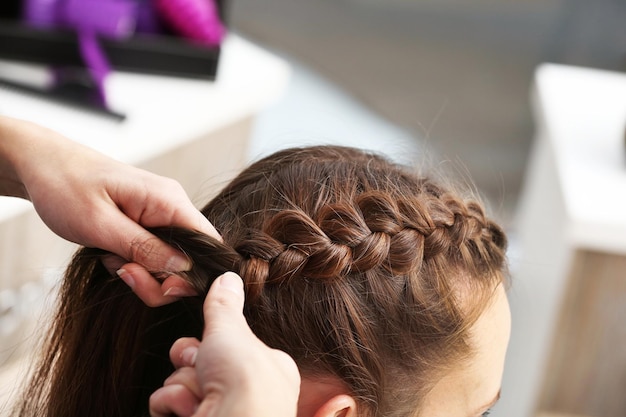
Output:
[155, 0, 225, 46]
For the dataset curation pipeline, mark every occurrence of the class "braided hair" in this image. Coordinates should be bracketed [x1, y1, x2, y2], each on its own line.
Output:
[17, 146, 507, 417]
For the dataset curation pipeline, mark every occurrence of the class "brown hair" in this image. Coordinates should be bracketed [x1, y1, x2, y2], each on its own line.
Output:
[16, 146, 507, 417]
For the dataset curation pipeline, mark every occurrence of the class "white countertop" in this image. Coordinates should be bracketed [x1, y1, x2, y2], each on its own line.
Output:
[0, 34, 291, 222]
[533, 63, 626, 254]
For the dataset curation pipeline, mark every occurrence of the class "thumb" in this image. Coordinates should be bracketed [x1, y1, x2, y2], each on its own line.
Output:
[202, 272, 247, 339]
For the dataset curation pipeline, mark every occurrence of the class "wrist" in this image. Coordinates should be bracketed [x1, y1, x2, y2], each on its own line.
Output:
[0, 116, 33, 199]
[0, 116, 85, 202]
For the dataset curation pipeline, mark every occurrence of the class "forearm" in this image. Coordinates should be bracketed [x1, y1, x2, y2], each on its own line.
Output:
[0, 116, 37, 200]
[0, 116, 88, 201]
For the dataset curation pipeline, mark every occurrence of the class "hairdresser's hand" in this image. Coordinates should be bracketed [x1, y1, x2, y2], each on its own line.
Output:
[149, 272, 301, 417]
[0, 116, 220, 306]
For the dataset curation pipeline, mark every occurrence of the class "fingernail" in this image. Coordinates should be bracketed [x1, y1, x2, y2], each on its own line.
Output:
[165, 254, 192, 272]
[218, 272, 244, 297]
[163, 286, 194, 298]
[117, 269, 135, 289]
[181, 346, 198, 366]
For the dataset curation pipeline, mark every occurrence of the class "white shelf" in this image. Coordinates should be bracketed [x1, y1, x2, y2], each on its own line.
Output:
[534, 64, 626, 254]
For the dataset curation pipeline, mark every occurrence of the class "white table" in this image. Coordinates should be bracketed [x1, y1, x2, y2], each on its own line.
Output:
[500, 63, 626, 417]
[0, 34, 289, 383]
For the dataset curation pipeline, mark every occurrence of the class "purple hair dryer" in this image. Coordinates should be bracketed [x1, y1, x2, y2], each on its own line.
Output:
[154, 0, 224, 46]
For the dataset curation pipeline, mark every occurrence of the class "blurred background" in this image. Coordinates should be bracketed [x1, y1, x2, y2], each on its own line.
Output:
[233, 0, 626, 225]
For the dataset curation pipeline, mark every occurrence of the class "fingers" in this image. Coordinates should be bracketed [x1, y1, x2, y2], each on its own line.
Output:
[153, 272, 302, 417]
[96, 214, 191, 273]
[168, 204, 223, 243]
[115, 264, 177, 307]
[161, 274, 198, 298]
[202, 272, 247, 339]
[100, 254, 126, 275]
[127, 225, 192, 272]
[113, 173, 222, 245]
[170, 337, 201, 369]
[150, 342, 203, 417]
[101, 256, 171, 306]
[115, 263, 197, 307]
[163, 367, 203, 399]
[149, 383, 199, 417]
[141, 177, 222, 243]
[94, 188, 220, 306]
[90, 174, 222, 307]
[101, 255, 198, 306]
[150, 339, 203, 417]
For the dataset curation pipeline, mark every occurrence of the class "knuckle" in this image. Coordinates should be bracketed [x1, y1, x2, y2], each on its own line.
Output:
[129, 235, 160, 265]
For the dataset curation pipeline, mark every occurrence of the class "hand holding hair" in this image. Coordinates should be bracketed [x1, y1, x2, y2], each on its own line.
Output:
[14, 145, 510, 417]
[149, 272, 301, 417]
[0, 115, 220, 306]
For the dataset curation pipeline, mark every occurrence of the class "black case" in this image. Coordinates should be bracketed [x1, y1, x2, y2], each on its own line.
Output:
[0, 0, 228, 79]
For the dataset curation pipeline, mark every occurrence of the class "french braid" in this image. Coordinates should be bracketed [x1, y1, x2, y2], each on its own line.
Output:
[20, 145, 508, 417]
[156, 146, 507, 416]
[164, 178, 506, 304]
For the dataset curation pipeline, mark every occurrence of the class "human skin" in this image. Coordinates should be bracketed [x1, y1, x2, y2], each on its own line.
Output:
[418, 284, 511, 417]
[0, 115, 509, 416]
[151, 282, 511, 417]
[0, 116, 301, 416]
[149, 272, 301, 417]
[0, 115, 220, 306]
[293, 283, 511, 417]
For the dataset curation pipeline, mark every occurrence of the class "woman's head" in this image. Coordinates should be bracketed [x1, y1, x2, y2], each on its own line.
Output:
[18, 146, 510, 417]
[187, 146, 510, 417]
